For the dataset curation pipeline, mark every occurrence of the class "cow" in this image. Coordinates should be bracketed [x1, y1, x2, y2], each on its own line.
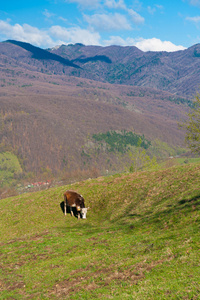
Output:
[63, 190, 89, 219]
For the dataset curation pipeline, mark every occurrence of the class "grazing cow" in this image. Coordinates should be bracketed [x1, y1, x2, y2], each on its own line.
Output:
[63, 190, 88, 219]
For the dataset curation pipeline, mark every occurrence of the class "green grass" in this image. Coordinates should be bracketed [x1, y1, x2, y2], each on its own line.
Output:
[177, 157, 200, 164]
[0, 152, 23, 187]
[0, 163, 200, 299]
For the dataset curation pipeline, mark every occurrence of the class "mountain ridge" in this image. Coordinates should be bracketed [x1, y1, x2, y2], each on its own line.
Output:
[2, 39, 200, 98]
[50, 42, 200, 98]
[5, 40, 81, 69]
[0, 39, 195, 178]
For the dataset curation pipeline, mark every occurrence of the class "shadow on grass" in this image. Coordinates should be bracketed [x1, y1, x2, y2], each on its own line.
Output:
[178, 195, 200, 206]
[60, 201, 81, 219]
[116, 193, 200, 227]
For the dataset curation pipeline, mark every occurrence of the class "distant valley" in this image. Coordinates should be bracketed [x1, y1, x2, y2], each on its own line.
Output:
[0, 40, 198, 185]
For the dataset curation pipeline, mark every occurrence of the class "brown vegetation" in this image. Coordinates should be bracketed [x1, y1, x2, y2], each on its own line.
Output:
[0, 41, 191, 178]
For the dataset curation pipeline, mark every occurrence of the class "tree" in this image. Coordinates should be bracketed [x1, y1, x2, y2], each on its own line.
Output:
[127, 138, 158, 172]
[183, 93, 200, 154]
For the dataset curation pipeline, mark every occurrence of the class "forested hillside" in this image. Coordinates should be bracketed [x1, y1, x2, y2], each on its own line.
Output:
[50, 42, 200, 98]
[0, 40, 196, 185]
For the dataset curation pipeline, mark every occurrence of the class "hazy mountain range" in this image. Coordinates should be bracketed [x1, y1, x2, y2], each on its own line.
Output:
[0, 40, 197, 177]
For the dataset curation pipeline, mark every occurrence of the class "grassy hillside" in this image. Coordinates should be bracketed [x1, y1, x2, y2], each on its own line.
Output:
[0, 152, 22, 186]
[0, 163, 200, 299]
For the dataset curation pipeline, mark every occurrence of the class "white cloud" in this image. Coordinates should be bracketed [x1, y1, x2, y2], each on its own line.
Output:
[0, 20, 54, 47]
[66, 0, 127, 9]
[0, 19, 101, 47]
[188, 0, 200, 7]
[103, 36, 186, 52]
[104, 0, 126, 9]
[65, 0, 100, 8]
[49, 25, 101, 45]
[58, 16, 68, 23]
[134, 38, 186, 52]
[0, 20, 185, 52]
[65, 0, 145, 26]
[103, 35, 130, 46]
[43, 9, 55, 19]
[155, 4, 164, 10]
[104, 1, 145, 25]
[127, 9, 144, 24]
[147, 6, 156, 15]
[147, 4, 164, 15]
[186, 15, 200, 23]
[84, 13, 132, 31]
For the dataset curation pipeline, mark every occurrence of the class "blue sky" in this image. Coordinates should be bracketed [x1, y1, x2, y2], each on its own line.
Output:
[0, 0, 200, 51]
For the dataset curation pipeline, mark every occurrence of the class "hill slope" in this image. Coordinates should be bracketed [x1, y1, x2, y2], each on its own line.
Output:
[0, 41, 190, 177]
[0, 164, 199, 299]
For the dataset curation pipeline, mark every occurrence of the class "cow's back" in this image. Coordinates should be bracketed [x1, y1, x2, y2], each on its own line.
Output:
[64, 190, 85, 207]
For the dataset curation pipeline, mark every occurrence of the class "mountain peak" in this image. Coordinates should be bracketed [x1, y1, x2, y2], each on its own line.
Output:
[5, 39, 80, 69]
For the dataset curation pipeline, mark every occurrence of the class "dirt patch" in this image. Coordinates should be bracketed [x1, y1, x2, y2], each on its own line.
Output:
[0, 237, 26, 246]
[0, 231, 49, 246]
[50, 258, 171, 297]
[29, 231, 50, 241]
[85, 237, 110, 248]
[65, 245, 78, 254]
[86, 237, 98, 242]
[51, 278, 84, 297]
[0, 279, 25, 293]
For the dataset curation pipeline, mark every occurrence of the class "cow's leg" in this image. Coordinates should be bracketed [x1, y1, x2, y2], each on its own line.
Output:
[64, 201, 67, 216]
[70, 206, 74, 217]
[76, 206, 81, 219]
[64, 194, 67, 216]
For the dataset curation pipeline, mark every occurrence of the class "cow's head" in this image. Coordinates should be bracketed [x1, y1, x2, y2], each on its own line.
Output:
[81, 207, 89, 219]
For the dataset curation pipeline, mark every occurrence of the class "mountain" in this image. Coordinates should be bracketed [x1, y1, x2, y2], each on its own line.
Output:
[50, 43, 200, 98]
[0, 40, 193, 179]
[6, 40, 80, 68]
[3, 40, 200, 98]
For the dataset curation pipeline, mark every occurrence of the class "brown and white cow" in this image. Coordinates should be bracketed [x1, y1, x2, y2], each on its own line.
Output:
[63, 190, 88, 219]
